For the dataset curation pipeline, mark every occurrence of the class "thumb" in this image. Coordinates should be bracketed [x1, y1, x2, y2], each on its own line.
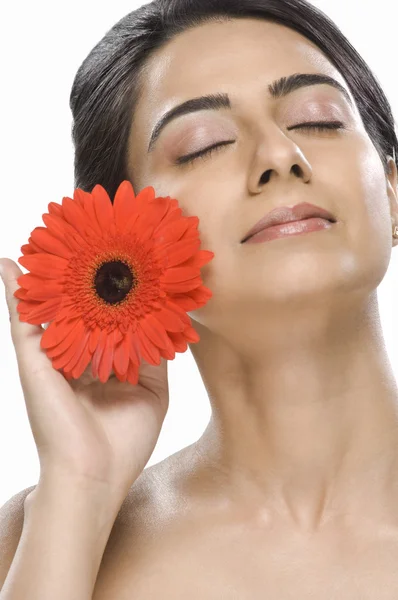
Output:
[0, 257, 43, 345]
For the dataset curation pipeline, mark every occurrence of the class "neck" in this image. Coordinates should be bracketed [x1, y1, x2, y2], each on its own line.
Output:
[189, 293, 398, 532]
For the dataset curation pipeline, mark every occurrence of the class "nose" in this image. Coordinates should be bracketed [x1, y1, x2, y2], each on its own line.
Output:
[247, 131, 313, 193]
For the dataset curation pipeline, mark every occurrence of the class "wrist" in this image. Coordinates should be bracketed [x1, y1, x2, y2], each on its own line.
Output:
[25, 474, 123, 525]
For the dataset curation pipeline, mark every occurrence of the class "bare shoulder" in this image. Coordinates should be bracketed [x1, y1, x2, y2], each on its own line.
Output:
[93, 443, 202, 598]
[0, 443, 202, 596]
[0, 484, 36, 528]
[0, 485, 36, 585]
[0, 450, 185, 593]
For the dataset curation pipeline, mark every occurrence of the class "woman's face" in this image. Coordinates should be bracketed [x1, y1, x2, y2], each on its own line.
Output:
[126, 18, 398, 335]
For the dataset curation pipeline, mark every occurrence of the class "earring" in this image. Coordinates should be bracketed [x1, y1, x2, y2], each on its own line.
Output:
[394, 225, 398, 238]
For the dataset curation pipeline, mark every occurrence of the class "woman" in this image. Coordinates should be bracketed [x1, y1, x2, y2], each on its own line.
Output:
[1, 0, 398, 597]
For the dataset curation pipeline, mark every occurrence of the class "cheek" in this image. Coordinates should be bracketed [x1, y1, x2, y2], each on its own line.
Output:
[342, 139, 392, 285]
[160, 182, 232, 247]
[354, 137, 391, 237]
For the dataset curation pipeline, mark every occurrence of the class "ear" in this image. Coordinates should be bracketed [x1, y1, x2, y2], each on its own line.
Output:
[386, 156, 398, 247]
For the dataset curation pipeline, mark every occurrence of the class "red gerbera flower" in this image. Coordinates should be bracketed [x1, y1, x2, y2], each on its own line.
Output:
[14, 180, 214, 385]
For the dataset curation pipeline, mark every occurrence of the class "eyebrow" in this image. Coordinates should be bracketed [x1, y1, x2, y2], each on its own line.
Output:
[147, 72, 353, 153]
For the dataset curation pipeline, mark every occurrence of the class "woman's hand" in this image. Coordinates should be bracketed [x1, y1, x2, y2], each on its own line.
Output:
[0, 258, 170, 505]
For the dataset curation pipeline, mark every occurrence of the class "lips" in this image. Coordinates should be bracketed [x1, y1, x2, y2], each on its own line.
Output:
[241, 202, 337, 243]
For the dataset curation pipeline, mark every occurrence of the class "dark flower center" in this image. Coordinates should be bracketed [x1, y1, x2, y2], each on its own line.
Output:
[94, 260, 135, 304]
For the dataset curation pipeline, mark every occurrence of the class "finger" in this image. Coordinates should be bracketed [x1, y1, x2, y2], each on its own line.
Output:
[0, 257, 72, 404]
[0, 258, 44, 343]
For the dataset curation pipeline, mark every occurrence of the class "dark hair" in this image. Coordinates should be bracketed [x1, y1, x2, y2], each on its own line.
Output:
[69, 0, 398, 201]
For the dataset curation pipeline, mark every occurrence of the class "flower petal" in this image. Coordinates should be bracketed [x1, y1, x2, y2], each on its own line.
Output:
[162, 277, 202, 293]
[51, 320, 86, 368]
[137, 222, 156, 244]
[16, 300, 40, 319]
[156, 218, 193, 245]
[48, 202, 64, 217]
[136, 323, 161, 365]
[61, 326, 91, 374]
[167, 331, 188, 353]
[159, 343, 175, 360]
[30, 227, 73, 260]
[183, 326, 200, 343]
[126, 360, 139, 385]
[61, 197, 91, 240]
[188, 285, 213, 305]
[41, 319, 68, 349]
[76, 189, 103, 236]
[122, 209, 140, 234]
[140, 314, 172, 350]
[54, 302, 82, 323]
[92, 185, 114, 233]
[168, 293, 200, 311]
[26, 281, 65, 301]
[42, 214, 84, 252]
[18, 253, 69, 279]
[114, 328, 124, 345]
[91, 329, 107, 379]
[46, 318, 84, 358]
[135, 186, 156, 206]
[136, 200, 171, 234]
[113, 333, 130, 376]
[162, 266, 202, 284]
[154, 305, 185, 332]
[26, 239, 43, 253]
[176, 249, 214, 270]
[13, 287, 29, 301]
[71, 344, 92, 379]
[20, 243, 36, 255]
[98, 329, 116, 383]
[73, 188, 90, 210]
[164, 300, 191, 325]
[113, 363, 128, 383]
[156, 239, 201, 268]
[19, 296, 62, 324]
[129, 330, 141, 366]
[113, 180, 136, 231]
[88, 325, 102, 354]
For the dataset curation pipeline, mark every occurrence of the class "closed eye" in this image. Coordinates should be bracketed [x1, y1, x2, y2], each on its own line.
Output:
[174, 121, 345, 166]
[289, 120, 345, 134]
[174, 140, 235, 166]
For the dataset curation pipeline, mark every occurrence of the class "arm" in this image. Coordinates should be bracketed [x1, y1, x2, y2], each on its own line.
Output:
[0, 477, 122, 600]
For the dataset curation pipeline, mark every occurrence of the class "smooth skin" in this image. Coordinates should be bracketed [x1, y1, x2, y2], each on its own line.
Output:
[3, 16, 398, 599]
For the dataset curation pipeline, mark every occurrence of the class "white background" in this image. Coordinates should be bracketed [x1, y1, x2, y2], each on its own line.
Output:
[0, 0, 397, 507]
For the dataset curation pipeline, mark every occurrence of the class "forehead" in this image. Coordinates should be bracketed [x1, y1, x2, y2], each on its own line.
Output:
[137, 18, 345, 115]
